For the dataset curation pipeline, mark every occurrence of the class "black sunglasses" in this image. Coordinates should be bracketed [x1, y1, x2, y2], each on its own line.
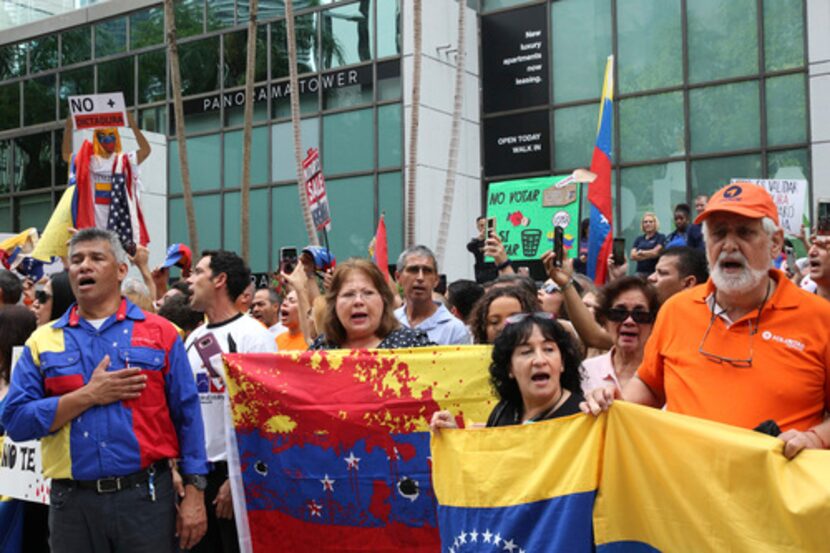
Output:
[606, 307, 654, 324]
[35, 290, 51, 304]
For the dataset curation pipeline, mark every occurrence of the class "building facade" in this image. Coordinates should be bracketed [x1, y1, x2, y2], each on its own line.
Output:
[0, 0, 827, 279]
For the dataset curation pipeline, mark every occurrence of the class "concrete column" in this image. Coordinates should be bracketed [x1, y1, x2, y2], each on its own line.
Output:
[808, 0, 830, 200]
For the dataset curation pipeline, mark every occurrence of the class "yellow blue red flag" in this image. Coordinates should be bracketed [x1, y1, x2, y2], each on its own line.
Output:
[587, 55, 614, 284]
[224, 346, 496, 552]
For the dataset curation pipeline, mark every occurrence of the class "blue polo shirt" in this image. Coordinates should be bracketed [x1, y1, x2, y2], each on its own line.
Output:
[394, 303, 472, 346]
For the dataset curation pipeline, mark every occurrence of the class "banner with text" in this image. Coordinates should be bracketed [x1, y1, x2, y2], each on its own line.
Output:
[731, 178, 807, 236]
[68, 93, 127, 129]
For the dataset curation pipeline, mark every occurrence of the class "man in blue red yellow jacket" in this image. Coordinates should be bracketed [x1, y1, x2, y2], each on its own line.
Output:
[2, 228, 209, 552]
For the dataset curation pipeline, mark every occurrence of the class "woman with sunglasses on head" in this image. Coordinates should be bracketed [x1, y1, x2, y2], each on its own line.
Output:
[431, 313, 584, 428]
[580, 276, 659, 394]
[467, 284, 540, 344]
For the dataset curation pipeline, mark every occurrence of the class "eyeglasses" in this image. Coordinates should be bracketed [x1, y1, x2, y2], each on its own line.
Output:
[697, 283, 770, 368]
[35, 290, 51, 304]
[504, 312, 555, 326]
[541, 283, 561, 294]
[606, 308, 654, 324]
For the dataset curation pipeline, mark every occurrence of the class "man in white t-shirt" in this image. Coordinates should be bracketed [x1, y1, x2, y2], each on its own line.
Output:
[186, 249, 277, 553]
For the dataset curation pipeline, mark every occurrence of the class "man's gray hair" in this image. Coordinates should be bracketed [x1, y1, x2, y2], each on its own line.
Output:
[69, 228, 128, 264]
[396, 244, 438, 273]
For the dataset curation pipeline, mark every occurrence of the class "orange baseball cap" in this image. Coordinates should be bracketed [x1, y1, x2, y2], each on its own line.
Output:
[694, 182, 779, 226]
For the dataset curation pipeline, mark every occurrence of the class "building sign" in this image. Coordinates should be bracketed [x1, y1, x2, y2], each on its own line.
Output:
[731, 179, 808, 237]
[68, 92, 127, 129]
[302, 148, 332, 232]
[483, 110, 551, 177]
[480, 3, 549, 113]
[184, 65, 373, 115]
[486, 176, 581, 262]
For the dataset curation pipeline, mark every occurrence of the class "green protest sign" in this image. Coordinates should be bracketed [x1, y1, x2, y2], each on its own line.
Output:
[486, 176, 581, 261]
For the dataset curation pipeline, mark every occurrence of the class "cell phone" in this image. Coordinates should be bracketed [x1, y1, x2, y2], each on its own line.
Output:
[785, 246, 796, 274]
[553, 226, 564, 267]
[612, 238, 626, 266]
[280, 246, 298, 272]
[486, 217, 496, 238]
[817, 199, 830, 236]
[194, 332, 223, 378]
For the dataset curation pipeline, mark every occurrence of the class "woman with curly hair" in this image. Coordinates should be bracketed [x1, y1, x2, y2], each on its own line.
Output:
[431, 313, 584, 427]
[467, 283, 539, 344]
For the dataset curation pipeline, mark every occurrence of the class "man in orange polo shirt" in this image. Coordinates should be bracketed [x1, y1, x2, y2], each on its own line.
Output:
[583, 182, 830, 459]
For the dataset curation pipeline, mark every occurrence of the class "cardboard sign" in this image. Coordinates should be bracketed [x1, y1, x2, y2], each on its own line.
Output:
[302, 148, 332, 232]
[0, 347, 51, 504]
[68, 92, 127, 129]
[486, 176, 581, 261]
[731, 178, 807, 236]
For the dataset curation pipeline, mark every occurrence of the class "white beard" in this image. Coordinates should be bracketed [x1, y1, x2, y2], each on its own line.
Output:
[709, 251, 767, 293]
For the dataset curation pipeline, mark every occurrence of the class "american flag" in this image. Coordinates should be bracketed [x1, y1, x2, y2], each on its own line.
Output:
[106, 157, 136, 255]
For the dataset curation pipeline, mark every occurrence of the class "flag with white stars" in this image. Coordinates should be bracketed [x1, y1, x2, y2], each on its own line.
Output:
[224, 347, 495, 552]
[106, 154, 136, 255]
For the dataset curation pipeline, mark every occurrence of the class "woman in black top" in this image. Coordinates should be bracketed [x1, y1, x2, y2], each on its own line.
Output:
[431, 313, 584, 428]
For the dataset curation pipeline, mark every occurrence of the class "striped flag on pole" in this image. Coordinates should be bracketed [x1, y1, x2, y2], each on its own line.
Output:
[586, 56, 614, 285]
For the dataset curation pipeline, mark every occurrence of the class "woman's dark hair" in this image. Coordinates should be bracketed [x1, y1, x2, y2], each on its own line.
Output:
[322, 258, 399, 346]
[489, 315, 583, 407]
[595, 275, 660, 326]
[0, 305, 37, 384]
[157, 294, 204, 335]
[468, 285, 539, 344]
[50, 271, 76, 320]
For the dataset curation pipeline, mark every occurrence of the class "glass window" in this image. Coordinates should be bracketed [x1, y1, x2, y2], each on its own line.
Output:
[378, 172, 403, 258]
[13, 132, 52, 191]
[224, 100, 270, 127]
[377, 0, 401, 58]
[55, 129, 67, 186]
[61, 27, 91, 67]
[95, 17, 128, 58]
[378, 104, 401, 168]
[689, 81, 760, 155]
[617, 0, 681, 94]
[168, 134, 221, 194]
[224, 126, 269, 188]
[29, 35, 58, 74]
[223, 27, 268, 88]
[272, 84, 319, 118]
[326, 175, 374, 258]
[619, 91, 684, 162]
[169, 194, 221, 252]
[553, 104, 596, 171]
[139, 50, 166, 103]
[98, 57, 135, 106]
[0, 141, 11, 194]
[0, 199, 10, 231]
[24, 75, 56, 126]
[223, 188, 270, 271]
[131, 7, 164, 50]
[179, 37, 220, 96]
[620, 161, 686, 270]
[321, 2, 372, 70]
[691, 154, 762, 199]
[257, 0, 285, 20]
[551, 0, 611, 104]
[59, 66, 94, 119]
[0, 43, 26, 79]
[324, 79, 373, 110]
[766, 75, 806, 147]
[482, 0, 535, 11]
[183, 111, 221, 133]
[764, 0, 804, 71]
[140, 106, 166, 133]
[767, 148, 809, 181]
[687, 0, 757, 83]
[323, 108, 373, 175]
[272, 184, 313, 252]
[271, 14, 319, 79]
[272, 117, 319, 182]
[17, 193, 53, 231]
[0, 84, 20, 131]
[175, 0, 204, 39]
[207, 1, 235, 31]
[377, 60, 401, 101]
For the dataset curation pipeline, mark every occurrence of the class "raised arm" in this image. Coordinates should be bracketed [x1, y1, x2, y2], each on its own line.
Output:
[128, 113, 152, 164]
[61, 118, 74, 163]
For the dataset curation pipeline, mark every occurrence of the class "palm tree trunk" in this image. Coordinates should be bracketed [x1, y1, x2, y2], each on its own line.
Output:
[240, 0, 259, 262]
[164, 0, 198, 254]
[406, 0, 423, 248]
[286, 0, 320, 246]
[435, 0, 466, 265]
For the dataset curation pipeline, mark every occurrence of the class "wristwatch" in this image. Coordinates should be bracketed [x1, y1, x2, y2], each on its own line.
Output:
[182, 474, 208, 491]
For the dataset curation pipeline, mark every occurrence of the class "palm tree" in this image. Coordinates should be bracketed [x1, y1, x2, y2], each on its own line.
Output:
[240, 0, 259, 262]
[435, 0, 466, 265]
[406, 0, 423, 248]
[286, 0, 320, 246]
[164, 0, 199, 253]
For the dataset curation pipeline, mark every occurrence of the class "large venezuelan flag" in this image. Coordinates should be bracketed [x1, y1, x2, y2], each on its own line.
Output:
[587, 55, 614, 285]
[224, 346, 496, 552]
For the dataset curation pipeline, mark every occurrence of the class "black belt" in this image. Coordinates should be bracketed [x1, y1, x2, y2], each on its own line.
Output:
[56, 459, 169, 494]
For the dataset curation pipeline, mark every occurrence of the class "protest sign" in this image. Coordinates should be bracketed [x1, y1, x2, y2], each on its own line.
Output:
[0, 347, 50, 504]
[302, 148, 332, 232]
[68, 92, 127, 129]
[731, 178, 807, 236]
[486, 175, 581, 261]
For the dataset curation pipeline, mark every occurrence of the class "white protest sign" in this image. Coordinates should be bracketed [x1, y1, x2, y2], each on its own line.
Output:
[730, 179, 807, 236]
[68, 92, 128, 129]
[0, 347, 50, 504]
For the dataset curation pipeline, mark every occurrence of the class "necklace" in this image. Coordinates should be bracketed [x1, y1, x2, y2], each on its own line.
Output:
[521, 388, 570, 423]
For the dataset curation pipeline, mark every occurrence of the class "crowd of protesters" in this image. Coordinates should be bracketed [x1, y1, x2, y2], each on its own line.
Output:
[1, 181, 829, 553]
